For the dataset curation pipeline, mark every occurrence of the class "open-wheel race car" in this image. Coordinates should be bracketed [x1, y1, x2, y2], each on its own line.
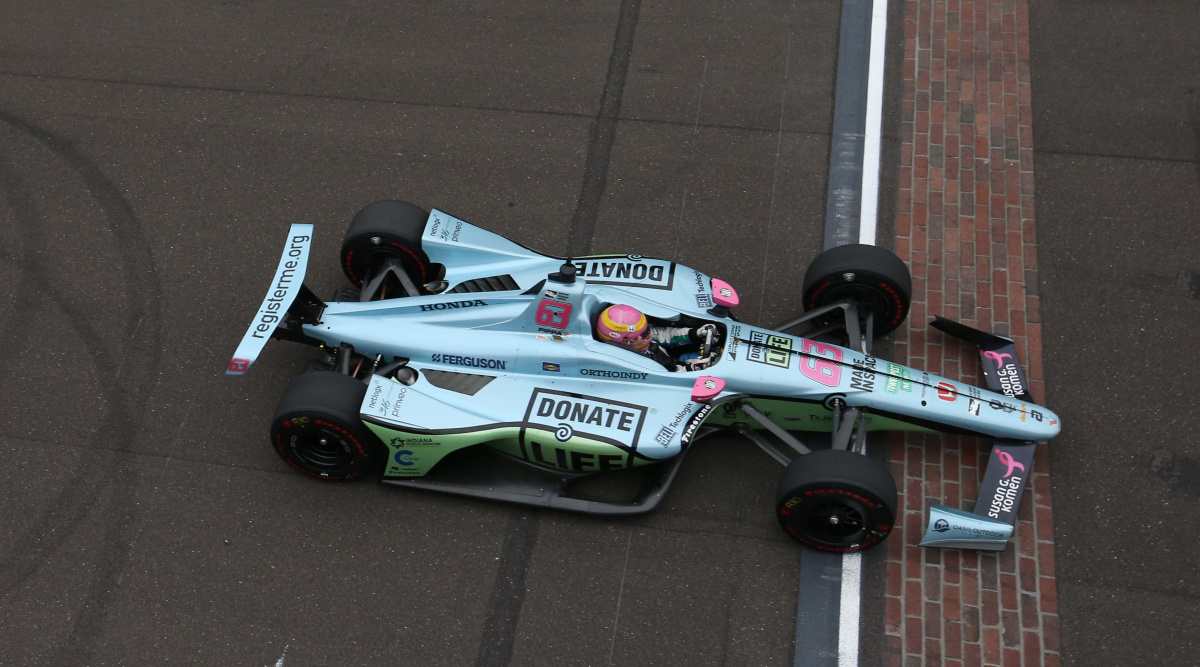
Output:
[229, 200, 1061, 552]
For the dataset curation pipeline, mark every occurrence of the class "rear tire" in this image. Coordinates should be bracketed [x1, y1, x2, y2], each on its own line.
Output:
[340, 200, 433, 288]
[270, 371, 383, 481]
[775, 449, 897, 552]
[802, 244, 912, 336]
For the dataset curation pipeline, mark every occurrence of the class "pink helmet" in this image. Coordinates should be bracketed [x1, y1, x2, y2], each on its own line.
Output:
[597, 305, 650, 351]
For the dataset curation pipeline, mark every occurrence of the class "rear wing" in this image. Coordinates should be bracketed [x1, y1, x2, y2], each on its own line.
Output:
[920, 317, 1042, 550]
[226, 224, 324, 375]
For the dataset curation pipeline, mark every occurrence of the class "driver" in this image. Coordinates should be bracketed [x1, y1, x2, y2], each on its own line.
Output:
[596, 304, 716, 371]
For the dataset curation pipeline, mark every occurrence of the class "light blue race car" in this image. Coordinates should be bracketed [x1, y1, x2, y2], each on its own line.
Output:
[229, 200, 1061, 552]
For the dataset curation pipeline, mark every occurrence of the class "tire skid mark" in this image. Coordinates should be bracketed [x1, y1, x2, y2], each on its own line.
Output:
[0, 110, 163, 665]
[472, 1, 643, 662]
[0, 144, 113, 609]
[565, 0, 641, 258]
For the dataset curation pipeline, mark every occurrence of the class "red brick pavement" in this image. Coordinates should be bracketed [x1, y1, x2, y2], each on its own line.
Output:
[885, 0, 1059, 664]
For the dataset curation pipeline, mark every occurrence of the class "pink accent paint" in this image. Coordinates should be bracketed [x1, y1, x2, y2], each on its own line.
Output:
[799, 339, 843, 387]
[983, 350, 1013, 369]
[995, 449, 1026, 477]
[535, 299, 573, 329]
[691, 376, 725, 402]
[710, 278, 739, 308]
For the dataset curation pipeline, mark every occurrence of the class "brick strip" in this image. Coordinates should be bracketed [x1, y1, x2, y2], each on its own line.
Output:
[886, 0, 1060, 664]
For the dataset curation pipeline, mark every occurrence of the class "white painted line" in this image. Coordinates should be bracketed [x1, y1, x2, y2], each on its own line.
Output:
[859, 0, 890, 246]
[271, 643, 289, 667]
[844, 1, 887, 664]
[837, 552, 863, 667]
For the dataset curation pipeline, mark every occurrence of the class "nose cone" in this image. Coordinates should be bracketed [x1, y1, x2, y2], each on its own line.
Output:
[1036, 406, 1062, 440]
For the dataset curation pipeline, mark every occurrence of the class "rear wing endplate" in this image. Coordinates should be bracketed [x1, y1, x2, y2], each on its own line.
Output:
[227, 224, 316, 375]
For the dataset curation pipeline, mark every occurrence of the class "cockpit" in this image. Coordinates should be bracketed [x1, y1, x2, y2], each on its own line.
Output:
[592, 304, 725, 372]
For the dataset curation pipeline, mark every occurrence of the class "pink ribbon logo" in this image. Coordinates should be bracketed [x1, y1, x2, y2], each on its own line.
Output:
[983, 350, 1012, 369]
[995, 448, 1025, 477]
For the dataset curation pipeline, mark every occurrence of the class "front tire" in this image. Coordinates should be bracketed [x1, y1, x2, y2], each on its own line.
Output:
[340, 200, 433, 288]
[802, 244, 912, 336]
[270, 371, 383, 481]
[775, 449, 897, 552]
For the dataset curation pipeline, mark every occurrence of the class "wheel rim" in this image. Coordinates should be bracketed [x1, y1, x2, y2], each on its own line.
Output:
[289, 429, 352, 473]
[811, 279, 902, 326]
[347, 241, 428, 286]
[801, 498, 869, 543]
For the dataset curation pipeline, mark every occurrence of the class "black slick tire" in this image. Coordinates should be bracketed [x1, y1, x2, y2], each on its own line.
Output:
[775, 448, 898, 552]
[340, 200, 432, 287]
[270, 371, 383, 481]
[802, 244, 912, 336]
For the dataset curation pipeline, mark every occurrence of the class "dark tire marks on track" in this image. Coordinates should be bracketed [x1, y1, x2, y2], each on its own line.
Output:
[0, 110, 162, 665]
[475, 2, 641, 661]
[474, 512, 540, 667]
[566, 0, 641, 258]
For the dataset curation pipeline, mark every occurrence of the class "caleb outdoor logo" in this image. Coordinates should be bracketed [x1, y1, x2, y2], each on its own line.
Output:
[572, 256, 674, 290]
[420, 299, 487, 312]
[937, 382, 957, 402]
[524, 389, 647, 447]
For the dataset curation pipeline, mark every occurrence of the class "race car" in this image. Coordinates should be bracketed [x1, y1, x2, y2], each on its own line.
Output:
[228, 200, 1061, 552]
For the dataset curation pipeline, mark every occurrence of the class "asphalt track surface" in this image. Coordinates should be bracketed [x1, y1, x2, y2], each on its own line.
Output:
[3, 2, 1197, 667]
[1029, 0, 1200, 663]
[0, 2, 845, 665]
